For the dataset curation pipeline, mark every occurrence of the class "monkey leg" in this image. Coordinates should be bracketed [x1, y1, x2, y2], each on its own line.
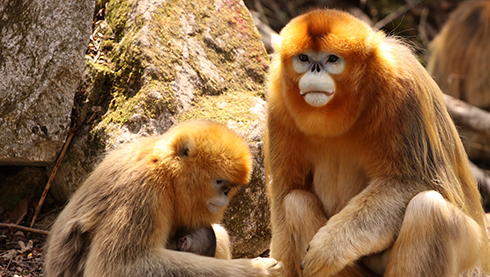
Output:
[270, 190, 327, 277]
[213, 224, 232, 259]
[273, 190, 368, 277]
[385, 190, 483, 277]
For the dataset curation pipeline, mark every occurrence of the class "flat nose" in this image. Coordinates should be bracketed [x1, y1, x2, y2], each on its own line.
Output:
[311, 63, 321, 73]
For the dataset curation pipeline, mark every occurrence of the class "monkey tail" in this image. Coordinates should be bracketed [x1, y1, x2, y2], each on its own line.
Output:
[45, 223, 90, 277]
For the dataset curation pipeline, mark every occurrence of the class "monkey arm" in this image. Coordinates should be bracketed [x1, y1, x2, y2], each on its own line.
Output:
[76, 188, 282, 277]
[301, 180, 417, 277]
[267, 156, 320, 277]
[84, 247, 283, 277]
[266, 111, 318, 277]
[82, 209, 282, 277]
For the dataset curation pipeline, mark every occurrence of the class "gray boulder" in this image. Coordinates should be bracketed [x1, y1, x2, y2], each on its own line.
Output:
[0, 0, 94, 165]
[49, 0, 272, 258]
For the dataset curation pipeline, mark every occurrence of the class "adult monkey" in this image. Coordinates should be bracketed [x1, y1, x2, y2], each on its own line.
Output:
[265, 8, 490, 277]
[45, 121, 282, 277]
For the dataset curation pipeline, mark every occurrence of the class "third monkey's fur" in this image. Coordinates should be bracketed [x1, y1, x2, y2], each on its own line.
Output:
[427, 0, 490, 109]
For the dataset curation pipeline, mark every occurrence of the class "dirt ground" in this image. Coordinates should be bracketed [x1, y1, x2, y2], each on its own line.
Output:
[0, 230, 46, 277]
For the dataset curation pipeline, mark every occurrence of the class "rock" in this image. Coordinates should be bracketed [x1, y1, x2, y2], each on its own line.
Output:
[223, 120, 271, 258]
[0, 167, 47, 215]
[50, 0, 272, 257]
[0, 0, 95, 165]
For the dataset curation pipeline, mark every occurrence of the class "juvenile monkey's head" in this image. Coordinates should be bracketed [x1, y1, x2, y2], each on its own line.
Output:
[270, 9, 383, 137]
[158, 121, 252, 225]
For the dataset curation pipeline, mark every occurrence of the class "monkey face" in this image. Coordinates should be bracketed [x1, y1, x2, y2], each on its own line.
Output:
[292, 52, 345, 107]
[271, 9, 376, 138]
[207, 178, 235, 214]
[164, 121, 252, 224]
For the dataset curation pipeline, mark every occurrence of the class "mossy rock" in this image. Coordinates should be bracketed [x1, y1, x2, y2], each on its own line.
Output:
[53, 0, 272, 258]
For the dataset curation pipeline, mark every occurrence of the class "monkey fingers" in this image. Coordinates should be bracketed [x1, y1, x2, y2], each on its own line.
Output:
[300, 183, 409, 276]
[250, 257, 284, 277]
[300, 230, 358, 277]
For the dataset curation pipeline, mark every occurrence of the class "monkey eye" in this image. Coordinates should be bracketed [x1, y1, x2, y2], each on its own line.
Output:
[298, 54, 309, 62]
[212, 178, 231, 192]
[327, 55, 339, 63]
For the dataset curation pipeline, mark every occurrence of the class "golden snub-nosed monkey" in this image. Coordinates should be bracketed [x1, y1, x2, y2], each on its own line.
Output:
[166, 226, 217, 257]
[427, 0, 490, 110]
[266, 8, 490, 277]
[45, 120, 283, 277]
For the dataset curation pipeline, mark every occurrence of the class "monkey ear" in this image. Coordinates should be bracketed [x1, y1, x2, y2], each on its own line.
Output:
[271, 33, 282, 52]
[175, 135, 194, 158]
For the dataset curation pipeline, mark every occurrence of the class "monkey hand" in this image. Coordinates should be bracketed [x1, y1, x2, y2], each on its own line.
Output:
[250, 257, 284, 276]
[300, 230, 354, 277]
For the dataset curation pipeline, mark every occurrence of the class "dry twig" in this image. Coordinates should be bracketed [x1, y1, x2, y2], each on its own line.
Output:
[0, 223, 49, 236]
[374, 0, 425, 30]
[30, 127, 76, 228]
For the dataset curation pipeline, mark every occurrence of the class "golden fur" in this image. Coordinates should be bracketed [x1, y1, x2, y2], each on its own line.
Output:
[45, 120, 282, 277]
[427, 0, 490, 109]
[266, 9, 490, 277]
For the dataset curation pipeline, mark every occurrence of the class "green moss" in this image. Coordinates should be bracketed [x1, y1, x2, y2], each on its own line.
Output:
[179, 91, 256, 126]
[87, 62, 112, 97]
[105, 93, 140, 125]
[91, 0, 270, 137]
[94, 0, 147, 130]
[75, 60, 113, 127]
[106, 0, 131, 41]
[140, 81, 177, 115]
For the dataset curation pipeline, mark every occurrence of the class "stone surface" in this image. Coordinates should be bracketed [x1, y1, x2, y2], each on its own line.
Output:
[0, 166, 47, 215]
[0, 0, 95, 165]
[49, 0, 271, 258]
[50, 0, 272, 258]
[223, 120, 272, 258]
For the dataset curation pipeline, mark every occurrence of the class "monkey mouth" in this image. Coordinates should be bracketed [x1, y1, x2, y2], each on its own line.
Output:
[207, 202, 225, 214]
[299, 90, 334, 96]
[300, 91, 334, 107]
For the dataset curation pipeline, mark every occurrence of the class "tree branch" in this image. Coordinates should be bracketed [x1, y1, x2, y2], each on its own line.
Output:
[444, 94, 490, 138]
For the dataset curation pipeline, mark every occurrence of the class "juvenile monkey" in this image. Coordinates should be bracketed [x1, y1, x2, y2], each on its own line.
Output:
[45, 120, 282, 277]
[167, 225, 217, 257]
[266, 9, 490, 277]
